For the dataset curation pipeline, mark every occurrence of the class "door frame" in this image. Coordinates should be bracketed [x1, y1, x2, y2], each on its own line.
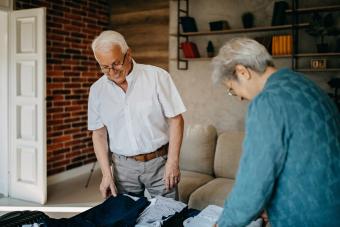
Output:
[0, 9, 9, 197]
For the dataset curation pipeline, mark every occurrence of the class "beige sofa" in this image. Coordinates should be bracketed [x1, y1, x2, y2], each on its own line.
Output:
[178, 125, 244, 210]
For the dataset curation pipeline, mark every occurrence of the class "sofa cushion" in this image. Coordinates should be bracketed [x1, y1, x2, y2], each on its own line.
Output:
[214, 132, 244, 179]
[180, 125, 217, 175]
[188, 178, 234, 210]
[178, 170, 214, 203]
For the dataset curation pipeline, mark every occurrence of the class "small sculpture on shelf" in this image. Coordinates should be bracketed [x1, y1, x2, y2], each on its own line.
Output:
[206, 41, 215, 58]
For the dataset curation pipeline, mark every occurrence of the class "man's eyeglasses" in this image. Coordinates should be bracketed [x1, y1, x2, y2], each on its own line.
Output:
[100, 52, 127, 74]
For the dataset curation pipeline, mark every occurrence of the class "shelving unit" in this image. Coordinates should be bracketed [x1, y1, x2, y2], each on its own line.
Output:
[174, 0, 340, 71]
[178, 23, 309, 36]
[297, 68, 340, 72]
[295, 53, 340, 57]
[176, 0, 189, 70]
[285, 5, 340, 13]
[289, 1, 340, 71]
[170, 54, 294, 62]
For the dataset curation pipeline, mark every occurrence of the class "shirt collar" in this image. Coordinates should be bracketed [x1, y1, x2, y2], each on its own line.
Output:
[126, 59, 137, 84]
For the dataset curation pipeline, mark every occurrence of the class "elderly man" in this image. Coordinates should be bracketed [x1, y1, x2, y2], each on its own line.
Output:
[88, 31, 186, 199]
[212, 38, 340, 227]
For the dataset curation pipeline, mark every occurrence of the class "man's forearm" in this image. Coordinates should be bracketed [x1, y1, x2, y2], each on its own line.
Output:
[92, 127, 112, 177]
[167, 114, 184, 163]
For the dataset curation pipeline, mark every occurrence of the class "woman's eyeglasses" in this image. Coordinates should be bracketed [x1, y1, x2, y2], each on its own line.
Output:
[227, 87, 237, 96]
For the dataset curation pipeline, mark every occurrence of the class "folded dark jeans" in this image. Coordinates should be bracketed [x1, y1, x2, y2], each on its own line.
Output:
[43, 194, 150, 227]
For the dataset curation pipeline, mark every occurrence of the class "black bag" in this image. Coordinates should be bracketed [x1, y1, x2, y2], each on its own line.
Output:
[0, 210, 49, 227]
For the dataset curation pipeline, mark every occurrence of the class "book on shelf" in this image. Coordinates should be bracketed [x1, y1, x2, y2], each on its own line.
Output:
[180, 16, 198, 32]
[181, 42, 200, 58]
[271, 34, 292, 56]
[255, 36, 272, 54]
[272, 36, 278, 55]
[271, 1, 289, 26]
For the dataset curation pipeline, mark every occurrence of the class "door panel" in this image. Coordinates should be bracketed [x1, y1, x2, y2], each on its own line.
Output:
[17, 60, 37, 97]
[9, 8, 46, 204]
[17, 17, 36, 53]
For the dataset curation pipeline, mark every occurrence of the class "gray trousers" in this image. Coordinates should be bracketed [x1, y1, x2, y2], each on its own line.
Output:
[112, 153, 177, 199]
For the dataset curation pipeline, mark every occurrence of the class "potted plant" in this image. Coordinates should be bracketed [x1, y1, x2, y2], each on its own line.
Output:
[306, 12, 335, 53]
[327, 13, 340, 52]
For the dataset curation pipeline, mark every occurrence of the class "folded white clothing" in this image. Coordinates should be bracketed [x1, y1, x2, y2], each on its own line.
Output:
[183, 205, 263, 227]
[183, 205, 223, 227]
[136, 196, 186, 227]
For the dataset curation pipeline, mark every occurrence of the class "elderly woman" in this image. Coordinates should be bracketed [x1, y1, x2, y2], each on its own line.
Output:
[212, 38, 340, 227]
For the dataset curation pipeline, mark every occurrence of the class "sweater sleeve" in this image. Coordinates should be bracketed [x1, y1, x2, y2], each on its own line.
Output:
[217, 94, 288, 227]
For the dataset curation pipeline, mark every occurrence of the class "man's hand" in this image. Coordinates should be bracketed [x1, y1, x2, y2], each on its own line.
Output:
[163, 160, 181, 191]
[100, 175, 117, 198]
[261, 210, 269, 224]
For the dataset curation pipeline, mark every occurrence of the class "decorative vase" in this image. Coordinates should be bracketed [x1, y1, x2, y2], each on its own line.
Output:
[207, 41, 215, 57]
[242, 12, 254, 28]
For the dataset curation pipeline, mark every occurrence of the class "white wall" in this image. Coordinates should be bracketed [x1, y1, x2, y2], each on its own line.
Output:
[0, 10, 9, 196]
[169, 0, 339, 134]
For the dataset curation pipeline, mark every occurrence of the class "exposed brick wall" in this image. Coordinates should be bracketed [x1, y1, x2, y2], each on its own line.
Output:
[15, 0, 110, 175]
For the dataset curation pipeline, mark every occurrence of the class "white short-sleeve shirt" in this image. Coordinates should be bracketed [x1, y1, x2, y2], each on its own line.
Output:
[88, 61, 186, 156]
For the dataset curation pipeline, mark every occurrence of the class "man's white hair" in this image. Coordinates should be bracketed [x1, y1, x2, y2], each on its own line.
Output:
[211, 37, 274, 85]
[91, 30, 129, 55]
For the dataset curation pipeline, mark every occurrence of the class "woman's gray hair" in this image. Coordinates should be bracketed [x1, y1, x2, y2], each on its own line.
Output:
[211, 37, 274, 85]
[91, 30, 129, 55]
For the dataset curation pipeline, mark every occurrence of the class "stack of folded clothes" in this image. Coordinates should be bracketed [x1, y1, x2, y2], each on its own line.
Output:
[4, 194, 197, 227]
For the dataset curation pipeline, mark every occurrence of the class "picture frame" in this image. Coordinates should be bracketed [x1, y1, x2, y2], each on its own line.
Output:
[310, 59, 327, 69]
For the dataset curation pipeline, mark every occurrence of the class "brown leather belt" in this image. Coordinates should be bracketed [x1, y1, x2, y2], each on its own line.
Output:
[129, 143, 168, 162]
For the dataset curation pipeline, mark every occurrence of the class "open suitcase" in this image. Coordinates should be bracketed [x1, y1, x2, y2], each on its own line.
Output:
[0, 211, 49, 227]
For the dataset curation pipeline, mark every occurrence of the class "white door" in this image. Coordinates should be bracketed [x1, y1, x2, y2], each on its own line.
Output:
[9, 7, 46, 204]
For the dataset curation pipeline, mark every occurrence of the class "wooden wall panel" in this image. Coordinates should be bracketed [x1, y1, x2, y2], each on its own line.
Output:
[110, 0, 169, 70]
